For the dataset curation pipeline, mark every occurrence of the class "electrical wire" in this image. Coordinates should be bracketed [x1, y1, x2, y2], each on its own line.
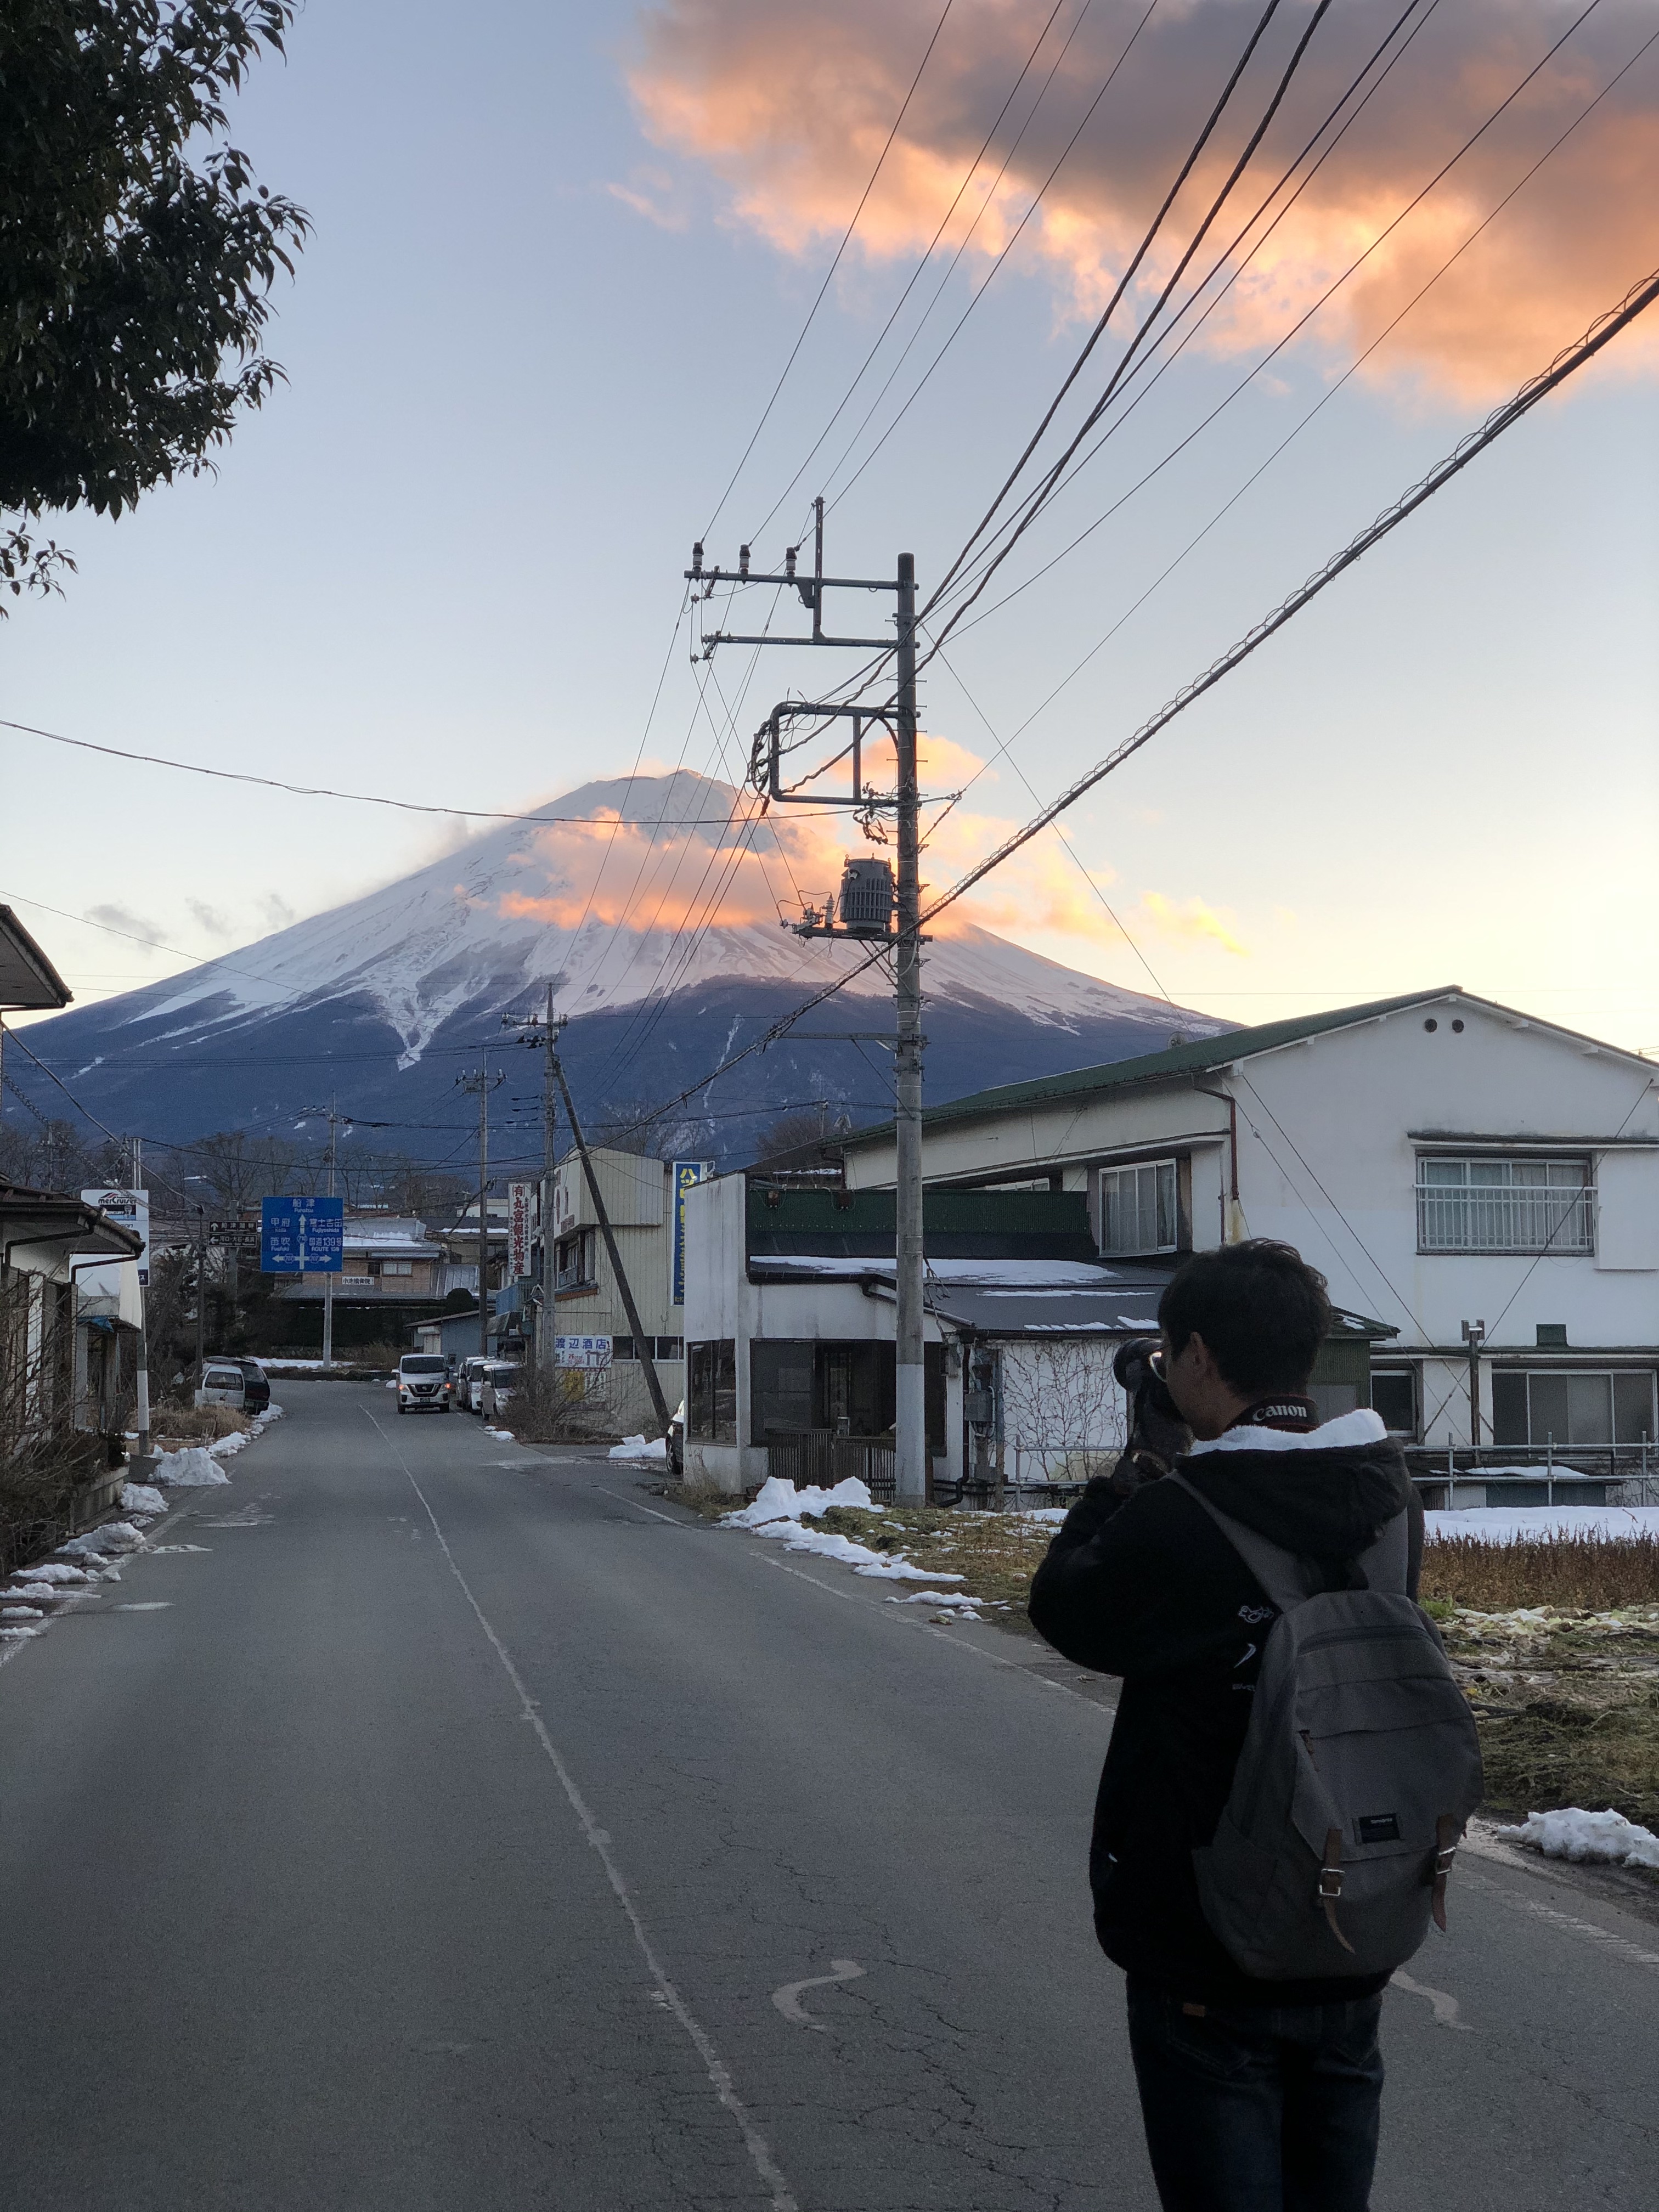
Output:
[746, 0, 1084, 546]
[822, 0, 1164, 516]
[926, 0, 1295, 613]
[700, 0, 960, 541]
[935, 0, 1617, 652]
[913, 258, 1659, 936]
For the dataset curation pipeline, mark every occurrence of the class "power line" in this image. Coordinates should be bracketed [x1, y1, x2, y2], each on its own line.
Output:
[926, 0, 1296, 613]
[916, 258, 1659, 933]
[921, 0, 1342, 656]
[823, 0, 1165, 517]
[701, 0, 960, 540]
[747, 0, 1082, 546]
[936, 0, 1617, 652]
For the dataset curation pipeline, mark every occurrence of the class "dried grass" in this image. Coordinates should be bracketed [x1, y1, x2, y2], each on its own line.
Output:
[1423, 1534, 1659, 1612]
[151, 1404, 252, 1446]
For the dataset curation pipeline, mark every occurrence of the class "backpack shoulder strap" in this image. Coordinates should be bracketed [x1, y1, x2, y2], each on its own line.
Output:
[1166, 1471, 1314, 1613]
[1167, 1471, 1412, 1609]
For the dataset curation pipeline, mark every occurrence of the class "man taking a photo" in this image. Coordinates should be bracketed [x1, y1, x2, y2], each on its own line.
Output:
[1029, 1240, 1431, 2212]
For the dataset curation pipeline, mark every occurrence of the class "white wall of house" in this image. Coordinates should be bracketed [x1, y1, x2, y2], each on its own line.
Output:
[681, 1176, 964, 1492]
[844, 991, 1658, 1451]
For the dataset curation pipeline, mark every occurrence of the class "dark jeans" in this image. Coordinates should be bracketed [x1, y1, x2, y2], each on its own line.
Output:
[1125, 1977, 1385, 2212]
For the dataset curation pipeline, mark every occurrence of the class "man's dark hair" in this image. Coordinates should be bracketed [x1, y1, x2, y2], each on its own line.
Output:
[1158, 1240, 1331, 1397]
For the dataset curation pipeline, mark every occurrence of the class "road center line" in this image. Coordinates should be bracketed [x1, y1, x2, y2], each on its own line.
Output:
[363, 1412, 799, 2212]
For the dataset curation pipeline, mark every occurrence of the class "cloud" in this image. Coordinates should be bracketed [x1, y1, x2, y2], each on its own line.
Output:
[186, 899, 232, 939]
[261, 893, 297, 931]
[605, 166, 692, 229]
[625, 0, 1659, 403]
[1137, 890, 1249, 955]
[87, 902, 163, 950]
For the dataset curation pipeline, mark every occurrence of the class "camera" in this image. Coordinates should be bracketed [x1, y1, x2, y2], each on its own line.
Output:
[1113, 1335, 1192, 1490]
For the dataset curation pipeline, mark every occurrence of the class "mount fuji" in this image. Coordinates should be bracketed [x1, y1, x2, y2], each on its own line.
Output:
[13, 772, 1228, 1167]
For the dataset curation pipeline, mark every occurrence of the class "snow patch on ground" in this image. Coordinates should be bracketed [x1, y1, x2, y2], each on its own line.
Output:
[155, 1446, 231, 1488]
[485, 1426, 516, 1442]
[723, 1477, 964, 1584]
[724, 1476, 880, 1528]
[59, 1523, 144, 1561]
[608, 1435, 667, 1461]
[2, 1604, 45, 1620]
[16, 1562, 92, 1584]
[1425, 1506, 1659, 1543]
[121, 1482, 166, 1516]
[1497, 1807, 1659, 1871]
[887, 1589, 984, 1611]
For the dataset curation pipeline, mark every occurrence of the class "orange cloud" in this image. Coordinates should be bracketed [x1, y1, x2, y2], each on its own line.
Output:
[626, 0, 1659, 402]
[1137, 890, 1249, 956]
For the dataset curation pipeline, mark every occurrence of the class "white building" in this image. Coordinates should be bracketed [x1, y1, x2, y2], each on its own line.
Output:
[840, 989, 1658, 1468]
[680, 1173, 1389, 1494]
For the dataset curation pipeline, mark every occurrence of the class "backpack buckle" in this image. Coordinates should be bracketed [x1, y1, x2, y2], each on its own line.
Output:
[1317, 1865, 1345, 1900]
[1318, 1828, 1356, 1953]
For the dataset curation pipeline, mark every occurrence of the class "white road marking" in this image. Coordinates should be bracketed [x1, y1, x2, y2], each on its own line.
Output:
[749, 1550, 1113, 1710]
[772, 1960, 865, 2030]
[591, 1485, 684, 1526]
[114, 1602, 172, 1613]
[364, 1412, 799, 2212]
[1460, 1869, 1659, 1976]
[1390, 1970, 1473, 2029]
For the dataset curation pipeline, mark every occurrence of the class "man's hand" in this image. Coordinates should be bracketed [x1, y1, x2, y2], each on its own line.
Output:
[1112, 1338, 1193, 1493]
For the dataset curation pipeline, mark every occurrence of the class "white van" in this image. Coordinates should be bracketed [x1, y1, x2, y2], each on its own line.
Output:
[397, 1353, 450, 1414]
[195, 1361, 247, 1411]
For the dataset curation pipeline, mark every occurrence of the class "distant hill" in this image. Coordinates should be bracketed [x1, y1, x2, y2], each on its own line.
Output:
[12, 772, 1228, 1168]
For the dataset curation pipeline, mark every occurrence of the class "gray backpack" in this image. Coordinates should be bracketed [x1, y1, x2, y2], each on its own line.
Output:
[1171, 1473, 1483, 1982]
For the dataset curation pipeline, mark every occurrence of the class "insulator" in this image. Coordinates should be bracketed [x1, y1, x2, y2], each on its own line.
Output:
[738, 544, 751, 577]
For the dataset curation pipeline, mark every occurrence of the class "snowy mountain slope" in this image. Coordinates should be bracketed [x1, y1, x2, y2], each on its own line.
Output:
[15, 772, 1228, 1160]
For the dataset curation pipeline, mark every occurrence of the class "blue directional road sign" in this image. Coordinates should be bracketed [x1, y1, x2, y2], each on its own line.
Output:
[261, 1194, 344, 1274]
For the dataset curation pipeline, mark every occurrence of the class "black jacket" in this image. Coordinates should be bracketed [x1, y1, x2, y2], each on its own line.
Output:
[1028, 1415, 1422, 2005]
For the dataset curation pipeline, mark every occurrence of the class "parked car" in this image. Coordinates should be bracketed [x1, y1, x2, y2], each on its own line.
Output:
[481, 1361, 522, 1421]
[459, 1355, 489, 1413]
[397, 1353, 450, 1414]
[195, 1361, 247, 1412]
[238, 1360, 271, 1414]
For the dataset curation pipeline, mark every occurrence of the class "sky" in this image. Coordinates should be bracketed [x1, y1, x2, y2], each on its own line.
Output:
[4, 0, 1657, 1054]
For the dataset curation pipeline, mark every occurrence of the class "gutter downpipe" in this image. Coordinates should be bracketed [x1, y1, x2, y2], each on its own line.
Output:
[1190, 1081, 1240, 1244]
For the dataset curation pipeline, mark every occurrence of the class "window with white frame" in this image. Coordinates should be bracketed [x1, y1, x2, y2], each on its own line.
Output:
[1099, 1160, 1178, 1255]
[1415, 1155, 1593, 1255]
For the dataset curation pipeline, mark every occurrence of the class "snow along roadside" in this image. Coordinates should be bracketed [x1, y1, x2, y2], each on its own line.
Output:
[721, 1477, 975, 1606]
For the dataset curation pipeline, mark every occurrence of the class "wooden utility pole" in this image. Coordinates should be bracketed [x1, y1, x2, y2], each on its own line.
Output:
[547, 1039, 671, 1432]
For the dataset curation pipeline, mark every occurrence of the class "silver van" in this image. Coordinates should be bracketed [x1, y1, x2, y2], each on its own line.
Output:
[195, 1361, 248, 1411]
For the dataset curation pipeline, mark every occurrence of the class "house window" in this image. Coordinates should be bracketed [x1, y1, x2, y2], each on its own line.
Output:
[556, 1229, 597, 1290]
[1491, 1369, 1655, 1447]
[1099, 1161, 1178, 1255]
[688, 1340, 737, 1442]
[654, 1336, 684, 1362]
[1416, 1155, 1593, 1255]
[613, 1335, 636, 1361]
[1370, 1369, 1418, 1437]
[751, 1340, 816, 1439]
[369, 1258, 413, 1278]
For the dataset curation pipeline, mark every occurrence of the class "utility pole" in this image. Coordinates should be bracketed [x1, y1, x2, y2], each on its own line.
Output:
[544, 1031, 672, 1433]
[540, 984, 558, 1383]
[891, 551, 924, 1500]
[503, 998, 572, 1411]
[194, 1204, 207, 1378]
[457, 1062, 504, 1358]
[132, 1135, 151, 1469]
[693, 508, 928, 1498]
[322, 1096, 338, 1373]
[1462, 1318, 1486, 1447]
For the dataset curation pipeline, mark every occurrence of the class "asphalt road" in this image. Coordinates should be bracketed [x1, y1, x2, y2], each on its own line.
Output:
[4, 1381, 1657, 2209]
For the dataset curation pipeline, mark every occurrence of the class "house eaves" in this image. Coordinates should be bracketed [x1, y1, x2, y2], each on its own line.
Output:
[842, 987, 1653, 1150]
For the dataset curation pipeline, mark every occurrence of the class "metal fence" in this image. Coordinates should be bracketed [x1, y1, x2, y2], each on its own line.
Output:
[1406, 1440, 1657, 1508]
[1415, 1185, 1593, 1255]
[765, 1431, 897, 1504]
